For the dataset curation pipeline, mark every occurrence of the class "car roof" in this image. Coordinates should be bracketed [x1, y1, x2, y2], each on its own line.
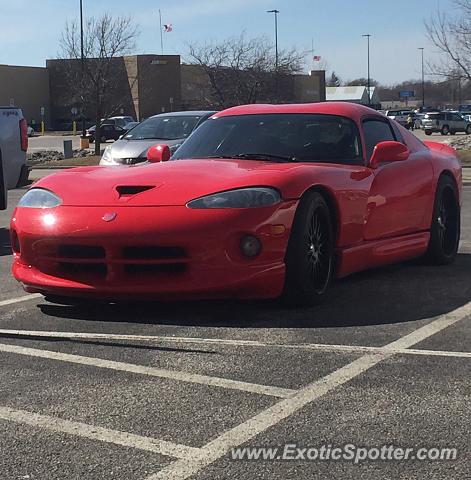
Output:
[149, 110, 217, 119]
[215, 102, 384, 122]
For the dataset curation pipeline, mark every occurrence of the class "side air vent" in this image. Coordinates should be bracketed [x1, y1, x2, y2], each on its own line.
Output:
[116, 185, 154, 197]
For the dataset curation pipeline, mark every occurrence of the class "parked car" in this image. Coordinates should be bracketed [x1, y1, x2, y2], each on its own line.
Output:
[100, 110, 216, 166]
[385, 109, 411, 126]
[11, 103, 461, 306]
[422, 111, 471, 135]
[0, 107, 29, 209]
[102, 116, 136, 128]
[86, 123, 126, 143]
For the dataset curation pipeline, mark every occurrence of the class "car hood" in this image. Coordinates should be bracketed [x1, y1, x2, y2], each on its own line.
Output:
[33, 158, 340, 207]
[107, 138, 184, 160]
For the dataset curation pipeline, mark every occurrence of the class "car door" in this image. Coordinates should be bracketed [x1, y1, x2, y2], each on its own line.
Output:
[362, 117, 434, 240]
[451, 113, 465, 132]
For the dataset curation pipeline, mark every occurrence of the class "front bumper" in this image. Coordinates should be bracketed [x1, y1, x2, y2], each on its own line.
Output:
[11, 202, 297, 300]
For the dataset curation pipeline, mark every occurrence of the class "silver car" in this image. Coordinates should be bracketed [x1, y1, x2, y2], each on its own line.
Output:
[100, 111, 216, 166]
[422, 111, 471, 135]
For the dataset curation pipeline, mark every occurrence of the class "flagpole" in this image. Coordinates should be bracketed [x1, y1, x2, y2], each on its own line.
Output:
[159, 9, 164, 55]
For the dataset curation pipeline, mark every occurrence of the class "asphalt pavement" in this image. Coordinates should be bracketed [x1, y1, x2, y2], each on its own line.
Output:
[0, 187, 470, 479]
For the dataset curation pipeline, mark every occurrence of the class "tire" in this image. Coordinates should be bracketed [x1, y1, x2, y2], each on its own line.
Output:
[466, 125, 471, 135]
[0, 151, 6, 210]
[425, 175, 460, 265]
[425, 130, 432, 136]
[101, 136, 107, 143]
[441, 125, 450, 135]
[283, 192, 334, 306]
[89, 137, 95, 143]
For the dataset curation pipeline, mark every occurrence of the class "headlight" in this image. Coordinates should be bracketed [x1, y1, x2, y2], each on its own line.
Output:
[101, 146, 113, 164]
[187, 187, 281, 209]
[18, 188, 62, 208]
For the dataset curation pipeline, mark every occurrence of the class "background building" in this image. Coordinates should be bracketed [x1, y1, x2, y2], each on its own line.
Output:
[326, 86, 380, 108]
[1, 56, 326, 130]
[0, 64, 50, 125]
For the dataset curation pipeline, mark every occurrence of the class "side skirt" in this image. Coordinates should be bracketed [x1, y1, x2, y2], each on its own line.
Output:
[336, 232, 430, 278]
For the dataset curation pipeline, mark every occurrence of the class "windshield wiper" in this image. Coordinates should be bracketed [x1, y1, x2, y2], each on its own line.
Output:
[204, 153, 298, 162]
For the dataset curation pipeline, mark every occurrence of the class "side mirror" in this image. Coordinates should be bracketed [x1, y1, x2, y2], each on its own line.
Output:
[147, 144, 171, 163]
[370, 141, 409, 169]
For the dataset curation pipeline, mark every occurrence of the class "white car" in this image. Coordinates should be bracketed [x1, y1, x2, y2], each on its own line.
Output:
[0, 107, 29, 209]
[385, 109, 411, 126]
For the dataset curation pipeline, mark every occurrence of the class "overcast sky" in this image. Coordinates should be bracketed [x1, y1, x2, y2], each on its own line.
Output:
[1, 0, 453, 85]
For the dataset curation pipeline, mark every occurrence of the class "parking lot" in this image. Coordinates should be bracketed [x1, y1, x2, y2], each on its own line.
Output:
[0, 185, 470, 479]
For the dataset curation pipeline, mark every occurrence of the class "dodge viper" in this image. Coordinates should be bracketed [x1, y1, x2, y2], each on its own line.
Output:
[11, 103, 462, 305]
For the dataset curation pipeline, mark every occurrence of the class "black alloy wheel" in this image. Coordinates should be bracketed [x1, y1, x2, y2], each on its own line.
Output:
[284, 192, 334, 306]
[426, 175, 460, 265]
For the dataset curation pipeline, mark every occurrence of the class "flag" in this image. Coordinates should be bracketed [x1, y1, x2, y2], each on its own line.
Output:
[164, 24, 173, 32]
[313, 55, 321, 61]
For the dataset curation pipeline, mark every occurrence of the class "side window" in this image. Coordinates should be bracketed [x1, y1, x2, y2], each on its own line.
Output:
[390, 121, 405, 144]
[362, 119, 395, 161]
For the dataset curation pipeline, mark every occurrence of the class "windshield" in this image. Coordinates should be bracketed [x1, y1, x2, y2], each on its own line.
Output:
[172, 114, 362, 164]
[124, 115, 201, 140]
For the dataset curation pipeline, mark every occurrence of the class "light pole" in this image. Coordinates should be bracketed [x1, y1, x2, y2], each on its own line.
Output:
[418, 47, 425, 108]
[267, 9, 279, 71]
[80, 0, 86, 139]
[362, 34, 371, 106]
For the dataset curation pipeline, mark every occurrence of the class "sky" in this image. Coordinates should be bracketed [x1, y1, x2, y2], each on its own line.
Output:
[0, 0, 454, 85]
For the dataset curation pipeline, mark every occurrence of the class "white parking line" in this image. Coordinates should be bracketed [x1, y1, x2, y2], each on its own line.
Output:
[0, 406, 199, 459]
[0, 294, 42, 308]
[1, 329, 470, 359]
[146, 301, 471, 480]
[0, 343, 294, 399]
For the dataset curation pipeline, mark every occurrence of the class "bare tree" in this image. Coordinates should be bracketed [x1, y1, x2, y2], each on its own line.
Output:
[426, 0, 471, 82]
[326, 71, 342, 87]
[59, 14, 139, 154]
[185, 34, 304, 108]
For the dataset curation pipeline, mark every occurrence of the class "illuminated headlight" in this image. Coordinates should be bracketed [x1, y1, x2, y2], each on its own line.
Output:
[18, 188, 62, 208]
[187, 187, 281, 209]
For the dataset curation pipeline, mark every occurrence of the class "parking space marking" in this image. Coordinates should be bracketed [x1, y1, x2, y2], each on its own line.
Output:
[0, 294, 42, 308]
[0, 342, 295, 398]
[146, 302, 471, 480]
[0, 406, 199, 459]
[1, 328, 471, 359]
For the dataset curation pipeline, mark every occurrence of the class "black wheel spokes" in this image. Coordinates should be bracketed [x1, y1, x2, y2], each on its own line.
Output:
[305, 211, 331, 291]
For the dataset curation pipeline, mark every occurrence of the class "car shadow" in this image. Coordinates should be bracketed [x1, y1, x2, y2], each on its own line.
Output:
[0, 333, 217, 355]
[37, 253, 471, 329]
[0, 228, 11, 257]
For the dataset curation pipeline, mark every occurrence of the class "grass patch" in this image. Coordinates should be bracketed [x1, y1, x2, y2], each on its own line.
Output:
[458, 150, 471, 166]
[31, 156, 101, 168]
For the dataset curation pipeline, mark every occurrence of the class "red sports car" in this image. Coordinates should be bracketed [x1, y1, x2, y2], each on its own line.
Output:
[11, 103, 462, 305]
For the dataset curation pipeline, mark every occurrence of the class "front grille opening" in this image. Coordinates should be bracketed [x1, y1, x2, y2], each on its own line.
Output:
[123, 246, 186, 260]
[124, 263, 187, 274]
[59, 262, 107, 276]
[57, 245, 106, 259]
[116, 185, 154, 197]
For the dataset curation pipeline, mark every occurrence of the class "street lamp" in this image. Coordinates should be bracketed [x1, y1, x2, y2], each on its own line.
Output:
[80, 0, 86, 139]
[418, 47, 425, 108]
[267, 9, 280, 71]
[362, 34, 371, 106]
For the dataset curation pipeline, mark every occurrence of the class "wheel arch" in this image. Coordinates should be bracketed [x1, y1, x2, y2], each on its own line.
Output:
[298, 185, 340, 246]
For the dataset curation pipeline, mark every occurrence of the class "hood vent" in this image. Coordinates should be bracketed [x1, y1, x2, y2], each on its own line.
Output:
[116, 185, 154, 198]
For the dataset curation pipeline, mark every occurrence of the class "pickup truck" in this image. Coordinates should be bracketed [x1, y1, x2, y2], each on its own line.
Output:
[0, 107, 29, 209]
